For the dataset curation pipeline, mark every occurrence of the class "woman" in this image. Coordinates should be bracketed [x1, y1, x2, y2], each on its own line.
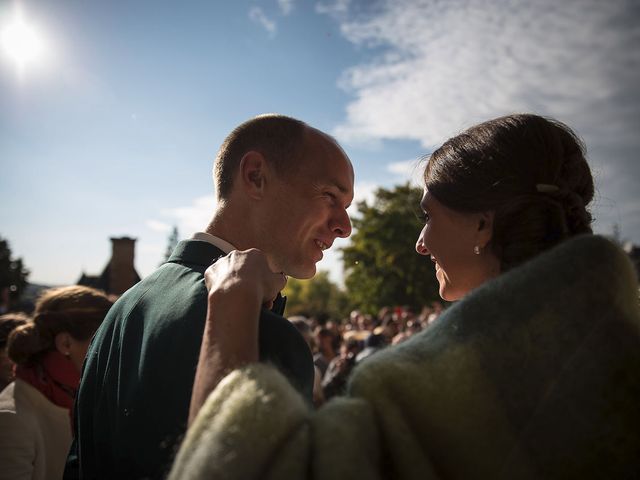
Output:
[0, 286, 112, 480]
[414, 113, 594, 301]
[171, 114, 640, 479]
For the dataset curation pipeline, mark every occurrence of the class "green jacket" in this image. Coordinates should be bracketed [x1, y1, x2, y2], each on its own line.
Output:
[67, 240, 314, 479]
[170, 235, 640, 479]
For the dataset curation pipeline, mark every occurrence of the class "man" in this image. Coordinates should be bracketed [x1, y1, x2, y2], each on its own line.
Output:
[66, 115, 354, 479]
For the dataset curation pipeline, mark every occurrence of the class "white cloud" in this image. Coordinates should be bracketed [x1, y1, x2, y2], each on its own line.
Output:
[278, 0, 295, 15]
[315, 0, 351, 18]
[328, 0, 640, 147]
[387, 158, 424, 187]
[145, 219, 172, 233]
[161, 194, 217, 236]
[320, 0, 640, 241]
[249, 6, 277, 36]
[351, 180, 378, 209]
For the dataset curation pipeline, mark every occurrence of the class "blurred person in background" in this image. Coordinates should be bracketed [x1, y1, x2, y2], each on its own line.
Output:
[0, 312, 29, 391]
[0, 286, 112, 480]
[321, 335, 361, 400]
[313, 327, 336, 378]
[290, 315, 325, 407]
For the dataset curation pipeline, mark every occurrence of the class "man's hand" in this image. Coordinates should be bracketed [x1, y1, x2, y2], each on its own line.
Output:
[204, 249, 287, 310]
[189, 249, 286, 425]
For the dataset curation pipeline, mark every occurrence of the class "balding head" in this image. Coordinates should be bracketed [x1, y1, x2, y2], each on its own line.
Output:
[214, 114, 309, 199]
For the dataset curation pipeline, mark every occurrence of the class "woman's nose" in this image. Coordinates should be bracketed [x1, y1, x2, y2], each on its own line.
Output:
[416, 235, 428, 255]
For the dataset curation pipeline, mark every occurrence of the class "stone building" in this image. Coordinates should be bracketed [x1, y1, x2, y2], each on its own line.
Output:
[77, 237, 141, 296]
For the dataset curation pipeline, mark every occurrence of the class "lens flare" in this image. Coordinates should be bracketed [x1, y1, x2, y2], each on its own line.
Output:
[1, 11, 46, 72]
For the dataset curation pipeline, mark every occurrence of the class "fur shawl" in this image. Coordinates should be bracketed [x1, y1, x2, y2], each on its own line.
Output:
[170, 235, 640, 479]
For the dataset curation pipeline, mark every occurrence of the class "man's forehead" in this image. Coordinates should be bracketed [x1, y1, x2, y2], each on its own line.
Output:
[305, 130, 354, 190]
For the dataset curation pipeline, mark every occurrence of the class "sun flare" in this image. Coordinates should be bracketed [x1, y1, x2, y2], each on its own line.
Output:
[1, 11, 46, 71]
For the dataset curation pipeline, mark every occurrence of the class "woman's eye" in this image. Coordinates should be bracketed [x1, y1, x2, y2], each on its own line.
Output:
[419, 211, 430, 223]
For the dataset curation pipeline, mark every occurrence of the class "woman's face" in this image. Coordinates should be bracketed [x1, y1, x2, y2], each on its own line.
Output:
[415, 190, 499, 301]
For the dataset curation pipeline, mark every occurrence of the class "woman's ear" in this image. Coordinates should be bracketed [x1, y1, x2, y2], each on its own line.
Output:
[54, 332, 72, 357]
[238, 151, 268, 199]
[476, 211, 494, 248]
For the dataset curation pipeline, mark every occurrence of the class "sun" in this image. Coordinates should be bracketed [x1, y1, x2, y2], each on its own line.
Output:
[1, 10, 46, 72]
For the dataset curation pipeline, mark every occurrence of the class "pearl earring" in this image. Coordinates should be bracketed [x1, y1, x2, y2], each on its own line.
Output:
[473, 245, 481, 255]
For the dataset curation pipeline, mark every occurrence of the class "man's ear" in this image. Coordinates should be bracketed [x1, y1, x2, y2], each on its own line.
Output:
[238, 151, 268, 199]
[476, 211, 495, 248]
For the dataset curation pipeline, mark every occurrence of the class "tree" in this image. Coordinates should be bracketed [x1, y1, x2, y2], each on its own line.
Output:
[162, 226, 180, 265]
[0, 236, 30, 312]
[283, 271, 349, 320]
[341, 183, 440, 314]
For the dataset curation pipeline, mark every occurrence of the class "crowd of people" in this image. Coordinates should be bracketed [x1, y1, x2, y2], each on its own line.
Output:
[290, 303, 444, 405]
[0, 112, 637, 479]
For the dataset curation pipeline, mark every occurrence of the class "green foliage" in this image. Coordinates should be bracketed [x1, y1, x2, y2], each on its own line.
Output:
[0, 236, 30, 308]
[341, 183, 440, 314]
[283, 271, 349, 320]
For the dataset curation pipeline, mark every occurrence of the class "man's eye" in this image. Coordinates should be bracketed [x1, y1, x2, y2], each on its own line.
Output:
[419, 211, 430, 223]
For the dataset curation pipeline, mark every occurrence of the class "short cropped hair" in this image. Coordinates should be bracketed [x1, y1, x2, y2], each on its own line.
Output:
[214, 114, 308, 199]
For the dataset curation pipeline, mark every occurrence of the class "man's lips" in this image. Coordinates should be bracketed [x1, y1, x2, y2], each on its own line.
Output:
[314, 239, 331, 251]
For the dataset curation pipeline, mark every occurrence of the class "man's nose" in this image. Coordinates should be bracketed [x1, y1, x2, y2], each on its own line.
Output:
[332, 207, 352, 238]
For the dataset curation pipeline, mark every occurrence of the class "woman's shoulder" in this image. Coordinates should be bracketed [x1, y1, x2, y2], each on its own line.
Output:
[0, 380, 39, 433]
[1, 379, 68, 422]
[0, 381, 18, 412]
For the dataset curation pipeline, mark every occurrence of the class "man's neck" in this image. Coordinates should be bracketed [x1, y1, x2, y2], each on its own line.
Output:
[204, 207, 255, 251]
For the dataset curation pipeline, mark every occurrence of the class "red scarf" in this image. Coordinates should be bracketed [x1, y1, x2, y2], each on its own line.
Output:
[15, 350, 80, 412]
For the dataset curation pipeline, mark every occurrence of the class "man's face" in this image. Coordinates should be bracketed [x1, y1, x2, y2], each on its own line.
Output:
[260, 130, 354, 279]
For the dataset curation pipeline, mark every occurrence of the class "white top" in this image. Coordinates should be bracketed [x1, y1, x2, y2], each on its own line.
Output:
[191, 232, 237, 254]
[0, 379, 72, 480]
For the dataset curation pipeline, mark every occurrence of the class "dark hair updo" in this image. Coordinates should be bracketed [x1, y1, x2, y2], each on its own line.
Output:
[7, 286, 112, 366]
[424, 114, 594, 272]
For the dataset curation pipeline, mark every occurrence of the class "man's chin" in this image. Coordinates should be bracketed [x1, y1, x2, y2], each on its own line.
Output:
[286, 264, 317, 280]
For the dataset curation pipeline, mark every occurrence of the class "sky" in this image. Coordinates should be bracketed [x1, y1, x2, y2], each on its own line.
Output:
[1, 0, 639, 287]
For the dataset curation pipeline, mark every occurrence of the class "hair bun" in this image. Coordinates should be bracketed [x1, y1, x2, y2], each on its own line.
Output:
[7, 322, 45, 365]
[559, 189, 592, 235]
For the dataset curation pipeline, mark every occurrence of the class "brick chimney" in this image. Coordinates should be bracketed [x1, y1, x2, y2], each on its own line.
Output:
[108, 237, 140, 295]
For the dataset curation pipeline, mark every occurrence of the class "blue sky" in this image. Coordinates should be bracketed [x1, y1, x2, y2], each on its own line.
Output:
[1, 0, 639, 286]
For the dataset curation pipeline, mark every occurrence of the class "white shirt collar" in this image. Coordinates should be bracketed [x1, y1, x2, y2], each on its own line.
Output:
[191, 232, 236, 254]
